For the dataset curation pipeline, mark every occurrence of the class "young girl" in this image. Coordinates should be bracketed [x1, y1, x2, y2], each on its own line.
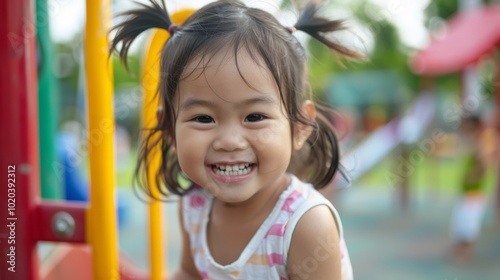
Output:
[111, 0, 362, 279]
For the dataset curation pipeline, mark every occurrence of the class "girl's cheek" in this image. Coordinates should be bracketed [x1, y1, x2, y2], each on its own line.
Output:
[251, 122, 291, 150]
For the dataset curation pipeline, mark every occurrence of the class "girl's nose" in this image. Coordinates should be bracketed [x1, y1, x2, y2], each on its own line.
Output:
[212, 125, 249, 152]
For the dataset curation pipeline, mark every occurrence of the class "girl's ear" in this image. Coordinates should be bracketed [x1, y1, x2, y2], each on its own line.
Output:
[293, 100, 316, 151]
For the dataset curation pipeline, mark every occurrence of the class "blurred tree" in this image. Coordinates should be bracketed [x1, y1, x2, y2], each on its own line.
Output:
[55, 34, 142, 146]
[280, 0, 294, 9]
[56, 37, 141, 95]
[422, 0, 460, 94]
[424, 0, 459, 21]
[288, 0, 419, 98]
[112, 53, 141, 87]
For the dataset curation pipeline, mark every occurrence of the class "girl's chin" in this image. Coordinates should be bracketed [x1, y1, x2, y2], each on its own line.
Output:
[211, 189, 255, 204]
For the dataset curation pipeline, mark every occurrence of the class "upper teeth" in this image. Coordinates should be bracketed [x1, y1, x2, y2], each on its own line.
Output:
[213, 163, 252, 176]
[214, 164, 250, 171]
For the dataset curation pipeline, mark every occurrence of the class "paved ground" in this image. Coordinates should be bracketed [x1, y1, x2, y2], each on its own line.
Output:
[337, 187, 500, 280]
[117, 185, 500, 279]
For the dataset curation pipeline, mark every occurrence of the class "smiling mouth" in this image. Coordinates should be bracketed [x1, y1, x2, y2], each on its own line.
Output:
[211, 163, 254, 176]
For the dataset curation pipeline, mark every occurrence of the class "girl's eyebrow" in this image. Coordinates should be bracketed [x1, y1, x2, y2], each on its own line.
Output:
[180, 98, 216, 111]
[180, 95, 277, 111]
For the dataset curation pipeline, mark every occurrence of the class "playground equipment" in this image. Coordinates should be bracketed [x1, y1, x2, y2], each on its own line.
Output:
[341, 92, 437, 181]
[326, 69, 438, 207]
[56, 131, 128, 228]
[336, 91, 437, 210]
[0, 0, 193, 279]
[37, 0, 62, 200]
[411, 3, 500, 216]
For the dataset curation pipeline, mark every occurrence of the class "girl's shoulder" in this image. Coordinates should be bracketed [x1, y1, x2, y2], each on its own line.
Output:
[284, 175, 345, 242]
[285, 176, 353, 279]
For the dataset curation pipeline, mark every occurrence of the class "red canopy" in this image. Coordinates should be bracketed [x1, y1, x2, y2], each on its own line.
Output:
[411, 4, 500, 76]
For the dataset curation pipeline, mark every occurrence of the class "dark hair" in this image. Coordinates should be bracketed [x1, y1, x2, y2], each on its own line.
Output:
[110, 0, 363, 196]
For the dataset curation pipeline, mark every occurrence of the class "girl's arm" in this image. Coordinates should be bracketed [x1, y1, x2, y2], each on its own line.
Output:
[170, 200, 201, 280]
[287, 205, 342, 280]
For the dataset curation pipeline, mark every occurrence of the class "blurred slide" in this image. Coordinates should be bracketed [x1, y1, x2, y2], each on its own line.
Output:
[341, 92, 436, 181]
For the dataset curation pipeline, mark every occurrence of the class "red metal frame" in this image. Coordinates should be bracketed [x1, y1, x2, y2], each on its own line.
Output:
[0, 1, 150, 279]
[0, 0, 41, 278]
[0, 1, 88, 279]
[36, 203, 87, 244]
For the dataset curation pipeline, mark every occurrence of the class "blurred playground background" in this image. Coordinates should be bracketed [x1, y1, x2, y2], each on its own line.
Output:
[1, 0, 499, 279]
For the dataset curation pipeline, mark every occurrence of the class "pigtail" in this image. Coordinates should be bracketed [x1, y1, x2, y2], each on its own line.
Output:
[310, 104, 340, 188]
[110, 0, 173, 70]
[286, 2, 361, 189]
[294, 2, 364, 59]
[109, 0, 180, 199]
[292, 103, 340, 189]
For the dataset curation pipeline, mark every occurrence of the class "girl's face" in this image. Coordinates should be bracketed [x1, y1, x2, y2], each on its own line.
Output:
[175, 48, 294, 204]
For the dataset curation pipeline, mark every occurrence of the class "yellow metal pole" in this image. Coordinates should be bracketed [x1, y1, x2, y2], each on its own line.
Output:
[142, 28, 166, 279]
[84, 0, 118, 279]
[142, 9, 195, 280]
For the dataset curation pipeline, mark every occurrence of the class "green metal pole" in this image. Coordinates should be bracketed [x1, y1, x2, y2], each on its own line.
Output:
[37, 0, 62, 199]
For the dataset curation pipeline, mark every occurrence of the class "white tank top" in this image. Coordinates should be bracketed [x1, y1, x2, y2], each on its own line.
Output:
[182, 174, 353, 279]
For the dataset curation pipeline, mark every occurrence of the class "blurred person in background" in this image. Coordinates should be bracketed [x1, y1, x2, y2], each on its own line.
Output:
[450, 115, 489, 262]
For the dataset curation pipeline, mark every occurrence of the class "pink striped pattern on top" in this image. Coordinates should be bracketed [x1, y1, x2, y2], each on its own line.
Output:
[281, 190, 302, 213]
[182, 175, 353, 280]
[265, 224, 286, 238]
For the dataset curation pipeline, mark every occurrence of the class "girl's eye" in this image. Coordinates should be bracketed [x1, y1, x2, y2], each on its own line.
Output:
[192, 115, 214, 123]
[245, 114, 265, 122]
